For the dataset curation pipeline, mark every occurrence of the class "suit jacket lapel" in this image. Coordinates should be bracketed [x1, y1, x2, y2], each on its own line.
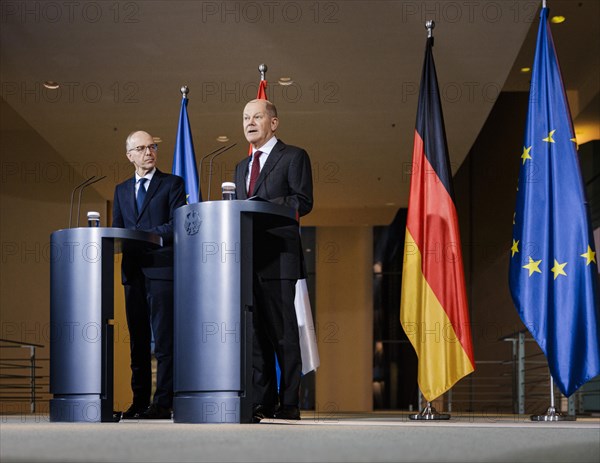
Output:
[237, 159, 250, 199]
[137, 170, 163, 220]
[125, 177, 136, 220]
[253, 141, 284, 195]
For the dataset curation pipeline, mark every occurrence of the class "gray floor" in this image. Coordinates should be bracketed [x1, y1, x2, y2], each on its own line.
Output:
[1, 412, 599, 463]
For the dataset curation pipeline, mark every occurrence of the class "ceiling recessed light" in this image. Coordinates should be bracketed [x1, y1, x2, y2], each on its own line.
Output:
[551, 15, 566, 24]
[520, 67, 531, 73]
[278, 77, 293, 86]
[216, 135, 229, 143]
[43, 81, 60, 89]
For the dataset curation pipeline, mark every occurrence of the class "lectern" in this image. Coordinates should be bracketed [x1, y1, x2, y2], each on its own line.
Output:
[49, 227, 161, 422]
[173, 200, 297, 423]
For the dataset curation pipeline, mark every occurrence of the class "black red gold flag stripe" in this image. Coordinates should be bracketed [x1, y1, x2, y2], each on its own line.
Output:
[400, 36, 475, 402]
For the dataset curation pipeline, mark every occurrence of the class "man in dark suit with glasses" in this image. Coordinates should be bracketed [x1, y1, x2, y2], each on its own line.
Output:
[113, 130, 186, 419]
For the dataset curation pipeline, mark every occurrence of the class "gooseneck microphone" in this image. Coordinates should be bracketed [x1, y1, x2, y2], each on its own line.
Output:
[69, 176, 95, 228]
[197, 145, 231, 201]
[207, 143, 237, 201]
[76, 176, 106, 227]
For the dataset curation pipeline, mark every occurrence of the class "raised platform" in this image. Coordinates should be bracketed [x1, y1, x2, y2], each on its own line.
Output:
[1, 412, 599, 462]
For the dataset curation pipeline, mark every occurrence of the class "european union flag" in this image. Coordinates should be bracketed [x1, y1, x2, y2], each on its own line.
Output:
[172, 94, 201, 203]
[509, 6, 600, 397]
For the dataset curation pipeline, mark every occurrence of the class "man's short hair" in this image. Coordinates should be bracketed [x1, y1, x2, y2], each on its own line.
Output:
[125, 131, 140, 151]
[264, 100, 278, 118]
[125, 130, 153, 151]
[249, 99, 278, 118]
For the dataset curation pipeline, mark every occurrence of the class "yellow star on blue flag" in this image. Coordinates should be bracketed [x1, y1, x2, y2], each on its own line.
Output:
[508, 6, 600, 397]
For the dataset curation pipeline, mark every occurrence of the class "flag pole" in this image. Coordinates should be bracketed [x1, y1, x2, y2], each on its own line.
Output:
[259, 63, 267, 81]
[248, 64, 269, 156]
[531, 370, 576, 421]
[426, 19, 434, 38]
[410, 400, 450, 421]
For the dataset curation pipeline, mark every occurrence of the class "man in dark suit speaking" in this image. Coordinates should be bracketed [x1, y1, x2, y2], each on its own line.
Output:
[234, 99, 313, 421]
[113, 130, 186, 419]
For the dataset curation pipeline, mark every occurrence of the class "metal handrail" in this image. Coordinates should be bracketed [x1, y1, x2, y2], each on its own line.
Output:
[0, 338, 49, 413]
[0, 338, 44, 348]
[446, 330, 558, 414]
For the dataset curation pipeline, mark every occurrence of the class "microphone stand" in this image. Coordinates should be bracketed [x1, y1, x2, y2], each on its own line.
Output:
[69, 176, 95, 228]
[207, 143, 237, 201]
[198, 145, 230, 201]
[76, 176, 106, 227]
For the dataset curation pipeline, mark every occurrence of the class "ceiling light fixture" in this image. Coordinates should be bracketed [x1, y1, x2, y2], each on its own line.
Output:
[278, 77, 293, 86]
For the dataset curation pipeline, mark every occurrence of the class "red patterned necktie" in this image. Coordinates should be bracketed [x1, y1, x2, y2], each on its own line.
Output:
[247, 151, 262, 196]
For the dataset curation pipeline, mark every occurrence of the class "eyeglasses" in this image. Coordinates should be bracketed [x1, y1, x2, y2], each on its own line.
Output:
[128, 144, 158, 153]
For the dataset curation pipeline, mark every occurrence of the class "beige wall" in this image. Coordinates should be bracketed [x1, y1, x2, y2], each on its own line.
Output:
[0, 100, 127, 413]
[315, 226, 373, 413]
[113, 257, 133, 410]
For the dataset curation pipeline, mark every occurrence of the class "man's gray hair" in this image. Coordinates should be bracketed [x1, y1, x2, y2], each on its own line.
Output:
[248, 99, 278, 118]
[125, 130, 152, 151]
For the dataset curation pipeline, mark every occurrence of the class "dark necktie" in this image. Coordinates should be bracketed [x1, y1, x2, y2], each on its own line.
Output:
[247, 151, 262, 196]
[136, 178, 147, 213]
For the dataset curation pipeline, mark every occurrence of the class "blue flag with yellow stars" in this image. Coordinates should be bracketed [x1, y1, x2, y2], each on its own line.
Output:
[172, 94, 201, 203]
[509, 6, 600, 397]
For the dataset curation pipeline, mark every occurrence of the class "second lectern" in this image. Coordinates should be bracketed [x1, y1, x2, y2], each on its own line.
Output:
[173, 200, 297, 423]
[49, 227, 162, 422]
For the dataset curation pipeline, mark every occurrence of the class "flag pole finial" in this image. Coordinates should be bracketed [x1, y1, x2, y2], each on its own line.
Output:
[180, 85, 189, 99]
[542, 0, 547, 8]
[258, 64, 268, 81]
[425, 20, 435, 38]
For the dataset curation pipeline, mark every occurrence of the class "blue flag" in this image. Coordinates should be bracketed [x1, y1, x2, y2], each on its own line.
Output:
[172, 96, 201, 203]
[509, 7, 600, 397]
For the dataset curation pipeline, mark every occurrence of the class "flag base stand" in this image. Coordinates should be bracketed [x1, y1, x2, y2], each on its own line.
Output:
[530, 406, 576, 422]
[409, 402, 450, 421]
[530, 375, 576, 421]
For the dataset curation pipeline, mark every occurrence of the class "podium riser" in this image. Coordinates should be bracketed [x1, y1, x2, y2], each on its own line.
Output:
[50, 396, 102, 423]
[173, 395, 251, 423]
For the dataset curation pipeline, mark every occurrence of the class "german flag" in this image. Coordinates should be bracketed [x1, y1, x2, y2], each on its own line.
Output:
[257, 78, 267, 100]
[400, 36, 475, 402]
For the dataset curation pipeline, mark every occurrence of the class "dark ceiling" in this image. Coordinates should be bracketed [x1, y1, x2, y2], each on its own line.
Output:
[1, 0, 598, 225]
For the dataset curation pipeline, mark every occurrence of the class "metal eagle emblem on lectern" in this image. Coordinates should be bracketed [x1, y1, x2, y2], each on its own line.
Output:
[184, 211, 201, 236]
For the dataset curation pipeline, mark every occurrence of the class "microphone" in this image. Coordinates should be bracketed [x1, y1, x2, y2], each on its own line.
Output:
[198, 145, 230, 201]
[76, 176, 106, 227]
[69, 176, 95, 228]
[207, 143, 237, 201]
